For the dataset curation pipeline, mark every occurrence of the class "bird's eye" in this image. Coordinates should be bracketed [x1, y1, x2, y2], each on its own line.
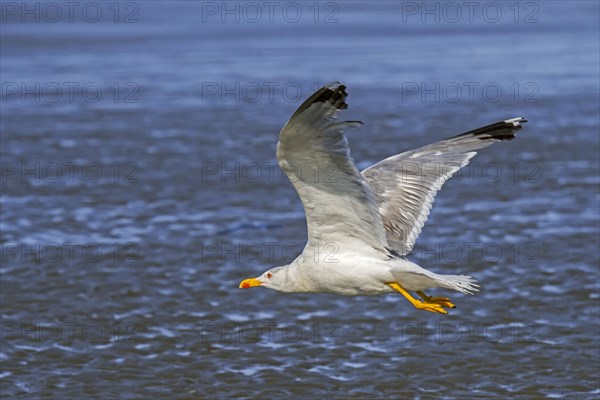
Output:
[267, 273, 273, 279]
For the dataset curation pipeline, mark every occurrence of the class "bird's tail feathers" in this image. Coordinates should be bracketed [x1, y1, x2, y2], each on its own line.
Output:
[438, 274, 480, 295]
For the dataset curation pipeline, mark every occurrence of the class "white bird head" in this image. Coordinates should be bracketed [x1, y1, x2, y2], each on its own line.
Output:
[239, 266, 287, 291]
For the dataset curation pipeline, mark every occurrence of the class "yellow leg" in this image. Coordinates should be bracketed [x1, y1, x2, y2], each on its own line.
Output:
[387, 282, 448, 314]
[416, 291, 456, 309]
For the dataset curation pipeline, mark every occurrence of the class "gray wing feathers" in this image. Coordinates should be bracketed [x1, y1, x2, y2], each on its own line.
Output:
[277, 83, 389, 252]
[362, 117, 527, 255]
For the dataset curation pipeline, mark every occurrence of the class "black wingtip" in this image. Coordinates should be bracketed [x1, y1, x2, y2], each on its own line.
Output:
[321, 82, 348, 111]
[453, 117, 527, 142]
[290, 82, 349, 120]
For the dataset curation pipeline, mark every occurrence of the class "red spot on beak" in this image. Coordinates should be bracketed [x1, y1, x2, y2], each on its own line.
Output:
[239, 278, 261, 289]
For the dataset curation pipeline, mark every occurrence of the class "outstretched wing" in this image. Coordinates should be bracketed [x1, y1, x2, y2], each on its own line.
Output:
[277, 82, 388, 253]
[362, 118, 527, 255]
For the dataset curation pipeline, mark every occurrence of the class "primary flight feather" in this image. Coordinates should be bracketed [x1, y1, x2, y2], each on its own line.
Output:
[239, 82, 526, 314]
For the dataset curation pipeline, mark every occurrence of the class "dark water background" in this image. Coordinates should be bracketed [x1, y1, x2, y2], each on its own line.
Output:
[1, 1, 599, 398]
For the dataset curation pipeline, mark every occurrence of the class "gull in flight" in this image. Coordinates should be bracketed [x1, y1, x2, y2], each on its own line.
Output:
[239, 82, 526, 314]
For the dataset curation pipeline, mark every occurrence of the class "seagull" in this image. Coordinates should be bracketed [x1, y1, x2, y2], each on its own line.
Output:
[239, 82, 526, 314]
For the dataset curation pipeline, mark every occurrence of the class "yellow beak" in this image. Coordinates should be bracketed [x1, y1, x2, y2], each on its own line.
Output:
[239, 277, 262, 289]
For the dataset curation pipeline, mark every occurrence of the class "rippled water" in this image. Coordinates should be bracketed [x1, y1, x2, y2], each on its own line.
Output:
[1, 1, 599, 399]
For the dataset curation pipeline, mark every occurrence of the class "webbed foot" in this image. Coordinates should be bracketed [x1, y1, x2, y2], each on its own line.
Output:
[387, 283, 450, 314]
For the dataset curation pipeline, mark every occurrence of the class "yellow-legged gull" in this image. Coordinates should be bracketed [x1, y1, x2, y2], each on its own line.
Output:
[239, 82, 526, 314]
